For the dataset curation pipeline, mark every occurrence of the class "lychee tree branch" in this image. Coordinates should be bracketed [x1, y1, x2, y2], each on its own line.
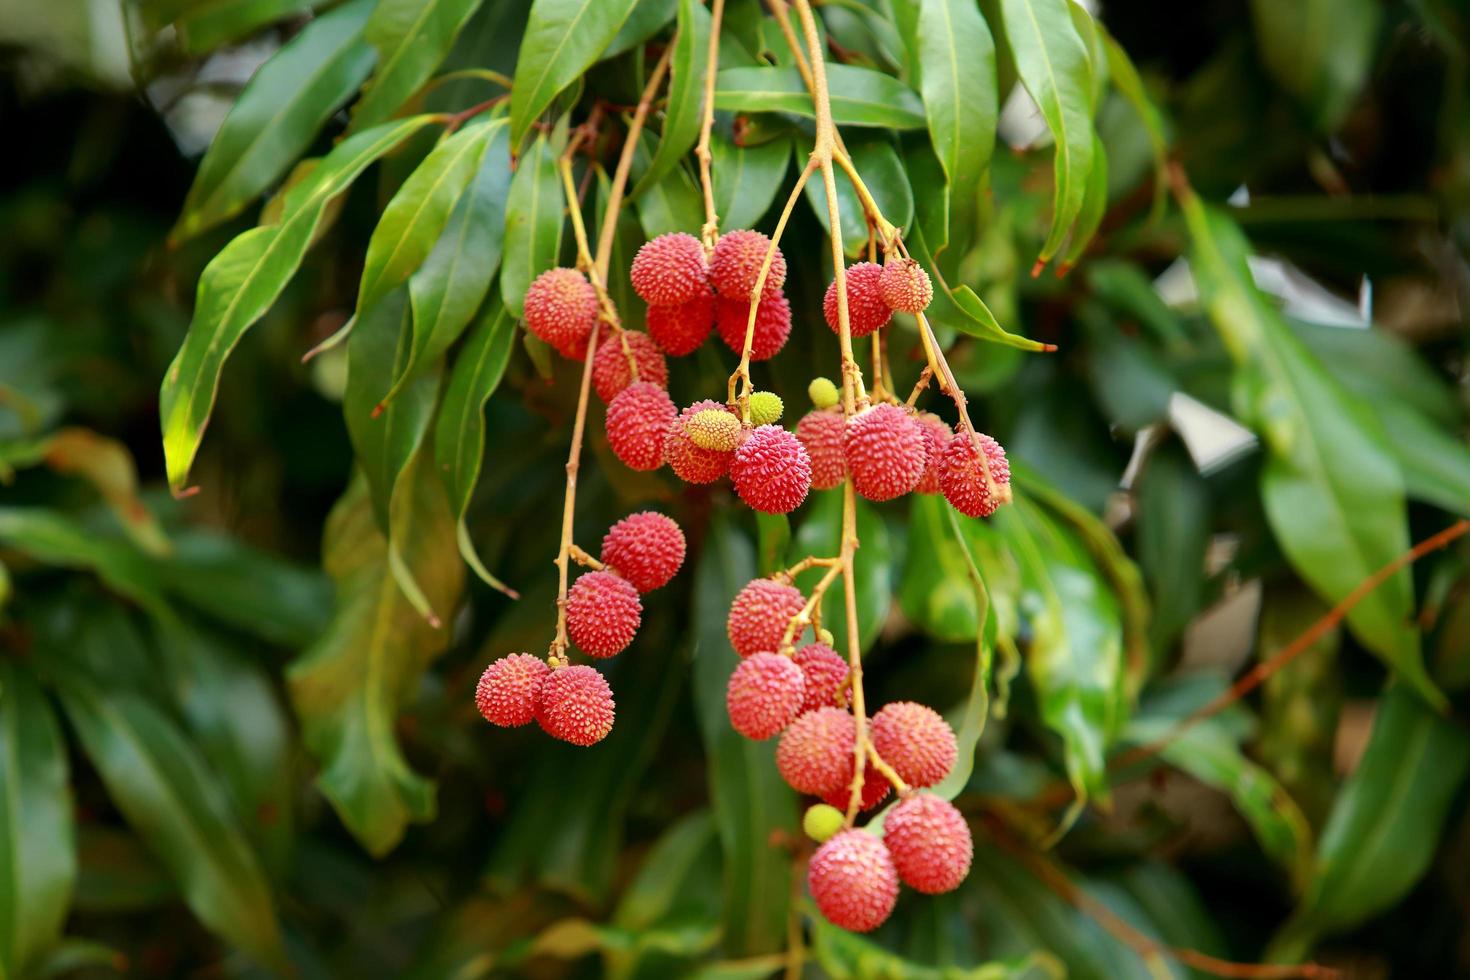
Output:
[695, 0, 725, 248]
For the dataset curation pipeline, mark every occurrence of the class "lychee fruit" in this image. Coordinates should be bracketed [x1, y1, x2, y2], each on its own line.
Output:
[592, 330, 667, 402]
[823, 262, 892, 338]
[796, 409, 847, 491]
[566, 570, 642, 658]
[913, 412, 951, 495]
[630, 232, 708, 306]
[536, 665, 615, 746]
[710, 229, 785, 300]
[803, 803, 845, 843]
[882, 793, 973, 894]
[808, 376, 840, 410]
[793, 642, 848, 714]
[727, 578, 806, 657]
[776, 706, 855, 795]
[600, 511, 686, 593]
[524, 267, 600, 359]
[647, 290, 715, 355]
[879, 256, 933, 313]
[807, 829, 899, 933]
[869, 701, 957, 789]
[747, 391, 783, 426]
[475, 653, 550, 727]
[844, 404, 926, 502]
[731, 424, 812, 515]
[687, 408, 742, 451]
[606, 381, 676, 471]
[665, 400, 736, 484]
[715, 294, 791, 361]
[940, 431, 1011, 518]
[822, 761, 891, 813]
[726, 651, 806, 740]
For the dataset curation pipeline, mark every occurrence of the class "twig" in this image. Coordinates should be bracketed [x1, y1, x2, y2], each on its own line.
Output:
[594, 45, 674, 275]
[695, 0, 727, 247]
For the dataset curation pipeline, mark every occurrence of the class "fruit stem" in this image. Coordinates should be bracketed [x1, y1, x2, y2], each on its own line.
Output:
[558, 154, 638, 381]
[549, 314, 600, 668]
[915, 310, 1009, 505]
[777, 560, 844, 654]
[905, 365, 933, 407]
[568, 544, 605, 570]
[776, 554, 842, 580]
[866, 744, 909, 796]
[695, 0, 726, 250]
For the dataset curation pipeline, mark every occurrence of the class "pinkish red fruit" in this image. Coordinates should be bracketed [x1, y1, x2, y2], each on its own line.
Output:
[844, 404, 926, 502]
[566, 570, 642, 658]
[913, 412, 950, 495]
[630, 232, 708, 306]
[647, 291, 715, 355]
[883, 793, 972, 894]
[475, 653, 550, 727]
[524, 267, 599, 358]
[940, 431, 1011, 518]
[715, 294, 791, 361]
[592, 330, 668, 402]
[879, 257, 933, 313]
[726, 652, 807, 740]
[664, 399, 736, 484]
[795, 409, 846, 491]
[776, 706, 856, 794]
[823, 262, 892, 338]
[869, 701, 957, 789]
[821, 762, 891, 813]
[793, 643, 848, 714]
[536, 665, 615, 746]
[727, 578, 806, 657]
[710, 229, 785, 300]
[600, 511, 686, 593]
[731, 424, 811, 515]
[606, 381, 676, 471]
[808, 830, 899, 933]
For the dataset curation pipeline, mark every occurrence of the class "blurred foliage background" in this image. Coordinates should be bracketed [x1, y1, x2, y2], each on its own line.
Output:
[1, 0, 1469, 978]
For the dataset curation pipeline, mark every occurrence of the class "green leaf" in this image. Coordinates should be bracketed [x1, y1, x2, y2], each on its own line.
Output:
[607, 0, 678, 57]
[160, 115, 438, 492]
[714, 65, 927, 129]
[74, 826, 174, 912]
[802, 138, 913, 258]
[1133, 440, 1208, 654]
[612, 811, 718, 932]
[57, 678, 287, 971]
[916, 0, 997, 240]
[793, 490, 892, 654]
[287, 466, 462, 856]
[1099, 28, 1169, 221]
[711, 133, 790, 232]
[356, 119, 496, 336]
[173, 0, 376, 242]
[1270, 685, 1470, 961]
[500, 129, 565, 318]
[352, 0, 486, 131]
[0, 508, 167, 614]
[812, 907, 1062, 979]
[945, 284, 1053, 352]
[509, 0, 642, 146]
[633, 134, 705, 238]
[1178, 192, 1443, 709]
[901, 494, 986, 642]
[754, 512, 790, 578]
[0, 665, 75, 979]
[1249, 0, 1381, 132]
[997, 0, 1096, 267]
[692, 515, 796, 955]
[630, 0, 710, 197]
[172, 0, 316, 55]
[1059, 130, 1108, 270]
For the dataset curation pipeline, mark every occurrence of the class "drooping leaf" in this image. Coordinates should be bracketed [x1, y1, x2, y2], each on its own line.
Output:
[916, 0, 997, 245]
[714, 65, 927, 129]
[606, 0, 678, 57]
[352, 0, 486, 131]
[630, 0, 710, 197]
[945, 284, 1053, 352]
[171, 0, 316, 54]
[501, 128, 565, 318]
[1249, 0, 1381, 132]
[159, 115, 438, 492]
[172, 0, 376, 242]
[0, 508, 167, 613]
[1133, 440, 1208, 656]
[0, 665, 75, 980]
[711, 133, 790, 232]
[793, 489, 892, 655]
[20, 427, 169, 555]
[1059, 130, 1108, 270]
[802, 138, 913, 257]
[633, 135, 706, 238]
[509, 0, 642, 146]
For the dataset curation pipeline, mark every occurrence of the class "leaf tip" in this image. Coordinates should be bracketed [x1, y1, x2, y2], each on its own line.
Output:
[1030, 258, 1046, 278]
[171, 484, 201, 500]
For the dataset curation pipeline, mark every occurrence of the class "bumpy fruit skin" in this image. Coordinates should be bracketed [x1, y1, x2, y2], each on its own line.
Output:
[821, 762, 890, 812]
[592, 331, 668, 403]
[823, 262, 892, 338]
[647, 290, 715, 355]
[631, 232, 708, 306]
[803, 803, 845, 843]
[940, 431, 1011, 518]
[728, 578, 806, 657]
[600, 511, 686, 593]
[606, 381, 676, 472]
[731, 425, 812, 515]
[793, 643, 848, 714]
[536, 665, 615, 746]
[715, 294, 791, 361]
[665, 400, 735, 483]
[710, 229, 786, 300]
[879, 256, 934, 313]
[808, 376, 840, 409]
[883, 793, 973, 894]
[687, 408, 742, 451]
[475, 653, 550, 727]
[913, 412, 951, 495]
[796, 409, 846, 491]
[844, 404, 926, 502]
[525, 267, 600, 358]
[807, 830, 899, 933]
[869, 701, 957, 788]
[726, 652, 807, 740]
[748, 391, 784, 426]
[777, 706, 856, 794]
[566, 570, 642, 658]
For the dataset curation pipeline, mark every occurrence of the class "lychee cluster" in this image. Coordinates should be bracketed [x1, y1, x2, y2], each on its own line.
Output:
[821, 255, 933, 340]
[655, 395, 813, 515]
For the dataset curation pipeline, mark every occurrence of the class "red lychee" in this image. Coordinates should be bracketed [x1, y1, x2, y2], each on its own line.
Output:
[776, 706, 856, 795]
[879, 257, 933, 313]
[664, 399, 736, 484]
[630, 232, 708, 306]
[882, 793, 973, 894]
[913, 412, 951, 495]
[606, 381, 676, 472]
[727, 578, 806, 657]
[940, 430, 1011, 518]
[600, 511, 686, 593]
[710, 229, 786, 300]
[566, 570, 642, 658]
[592, 330, 667, 403]
[795, 409, 847, 491]
[793, 643, 848, 714]
[731, 424, 812, 515]
[536, 665, 615, 746]
[647, 290, 715, 355]
[869, 701, 957, 789]
[726, 652, 807, 740]
[807, 830, 899, 933]
[821, 762, 891, 813]
[715, 294, 791, 361]
[475, 653, 550, 727]
[524, 267, 599, 359]
[844, 404, 926, 502]
[823, 262, 892, 338]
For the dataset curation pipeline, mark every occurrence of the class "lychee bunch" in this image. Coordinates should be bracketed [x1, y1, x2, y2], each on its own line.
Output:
[730, 424, 812, 515]
[793, 642, 848, 713]
[807, 830, 899, 933]
[536, 664, 615, 746]
[592, 330, 667, 402]
[844, 404, 927, 502]
[940, 430, 1011, 518]
[475, 653, 550, 727]
[606, 381, 676, 471]
[777, 706, 856, 794]
[566, 570, 642, 658]
[726, 651, 806, 740]
[525, 267, 599, 358]
[727, 578, 807, 657]
[869, 701, 957, 788]
[600, 511, 686, 593]
[823, 261, 892, 338]
[665, 399, 736, 483]
[882, 793, 972, 894]
[796, 408, 846, 491]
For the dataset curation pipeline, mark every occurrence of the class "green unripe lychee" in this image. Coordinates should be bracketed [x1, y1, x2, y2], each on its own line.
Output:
[803, 803, 846, 843]
[749, 391, 784, 426]
[687, 408, 742, 451]
[818, 627, 835, 647]
[808, 377, 839, 410]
